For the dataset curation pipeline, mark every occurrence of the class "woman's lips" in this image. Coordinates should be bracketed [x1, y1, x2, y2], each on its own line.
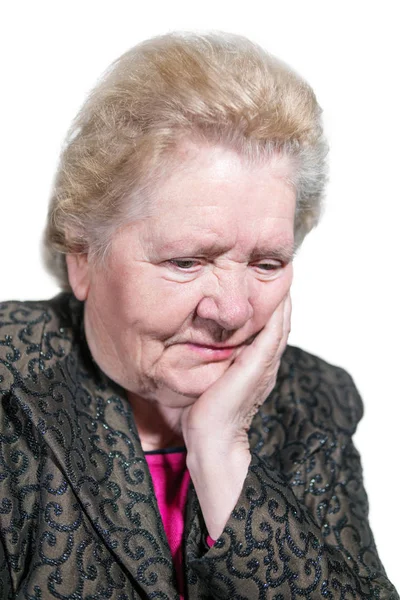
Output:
[185, 343, 238, 360]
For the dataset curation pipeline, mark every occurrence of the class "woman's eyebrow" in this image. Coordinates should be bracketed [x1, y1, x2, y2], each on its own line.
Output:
[159, 240, 294, 262]
[158, 240, 224, 256]
[249, 245, 294, 263]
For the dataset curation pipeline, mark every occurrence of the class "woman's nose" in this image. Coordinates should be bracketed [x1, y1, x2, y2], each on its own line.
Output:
[195, 270, 254, 331]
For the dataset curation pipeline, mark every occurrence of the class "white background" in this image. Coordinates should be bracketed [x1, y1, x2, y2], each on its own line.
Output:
[1, 0, 399, 589]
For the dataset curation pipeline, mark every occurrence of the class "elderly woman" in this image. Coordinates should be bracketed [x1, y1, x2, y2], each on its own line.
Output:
[0, 31, 397, 600]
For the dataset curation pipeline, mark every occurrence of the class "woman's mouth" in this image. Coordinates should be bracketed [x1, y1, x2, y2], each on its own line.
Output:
[185, 343, 239, 360]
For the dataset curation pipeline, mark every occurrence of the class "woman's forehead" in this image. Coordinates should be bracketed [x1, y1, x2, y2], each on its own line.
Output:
[150, 145, 296, 217]
[124, 202, 295, 263]
[116, 144, 297, 259]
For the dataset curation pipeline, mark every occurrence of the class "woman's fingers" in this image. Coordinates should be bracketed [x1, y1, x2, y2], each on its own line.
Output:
[232, 292, 291, 372]
[206, 294, 290, 404]
[182, 293, 292, 444]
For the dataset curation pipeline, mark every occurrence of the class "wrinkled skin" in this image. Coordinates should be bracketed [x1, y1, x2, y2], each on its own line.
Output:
[67, 142, 295, 537]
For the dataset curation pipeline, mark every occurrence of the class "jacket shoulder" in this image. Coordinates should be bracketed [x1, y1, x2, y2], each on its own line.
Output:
[267, 344, 363, 435]
[0, 294, 77, 393]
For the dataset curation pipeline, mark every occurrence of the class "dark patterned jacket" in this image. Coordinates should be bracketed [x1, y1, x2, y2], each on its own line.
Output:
[0, 294, 398, 599]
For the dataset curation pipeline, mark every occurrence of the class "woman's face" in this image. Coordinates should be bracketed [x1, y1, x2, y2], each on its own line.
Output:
[69, 144, 296, 407]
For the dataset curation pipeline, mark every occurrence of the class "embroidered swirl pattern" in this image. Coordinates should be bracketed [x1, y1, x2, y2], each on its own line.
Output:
[0, 295, 398, 599]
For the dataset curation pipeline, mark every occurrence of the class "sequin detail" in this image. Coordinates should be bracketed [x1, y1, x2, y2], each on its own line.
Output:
[0, 294, 398, 599]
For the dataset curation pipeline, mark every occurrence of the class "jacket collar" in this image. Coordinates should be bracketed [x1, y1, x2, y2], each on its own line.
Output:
[12, 293, 180, 598]
[11, 293, 324, 597]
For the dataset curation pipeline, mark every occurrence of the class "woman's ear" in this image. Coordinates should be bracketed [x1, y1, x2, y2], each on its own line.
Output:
[66, 254, 90, 301]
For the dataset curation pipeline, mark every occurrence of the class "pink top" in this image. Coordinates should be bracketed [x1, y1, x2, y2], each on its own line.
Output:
[145, 448, 190, 598]
[145, 448, 215, 599]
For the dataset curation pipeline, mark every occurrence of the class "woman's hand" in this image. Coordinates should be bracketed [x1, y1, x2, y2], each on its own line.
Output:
[182, 293, 291, 540]
[182, 292, 291, 447]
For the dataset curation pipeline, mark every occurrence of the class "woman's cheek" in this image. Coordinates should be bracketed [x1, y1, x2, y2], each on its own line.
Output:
[275, 264, 293, 304]
[283, 263, 294, 292]
[255, 265, 293, 323]
[128, 277, 202, 335]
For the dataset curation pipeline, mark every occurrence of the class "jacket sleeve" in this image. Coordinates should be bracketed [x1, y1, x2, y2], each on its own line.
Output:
[186, 351, 399, 599]
[0, 537, 13, 600]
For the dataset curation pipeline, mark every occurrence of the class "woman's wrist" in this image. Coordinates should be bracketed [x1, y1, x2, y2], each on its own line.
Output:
[186, 443, 251, 540]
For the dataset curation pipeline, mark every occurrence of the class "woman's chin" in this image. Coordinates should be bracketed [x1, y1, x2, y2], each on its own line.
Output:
[160, 361, 230, 401]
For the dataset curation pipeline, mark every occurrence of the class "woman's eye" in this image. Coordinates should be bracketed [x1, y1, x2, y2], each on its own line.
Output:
[168, 259, 200, 270]
[256, 262, 281, 271]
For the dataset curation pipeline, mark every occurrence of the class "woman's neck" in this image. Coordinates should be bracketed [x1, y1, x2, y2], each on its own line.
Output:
[127, 392, 186, 452]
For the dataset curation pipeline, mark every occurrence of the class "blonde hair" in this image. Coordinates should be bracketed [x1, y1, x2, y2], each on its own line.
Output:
[44, 31, 328, 289]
